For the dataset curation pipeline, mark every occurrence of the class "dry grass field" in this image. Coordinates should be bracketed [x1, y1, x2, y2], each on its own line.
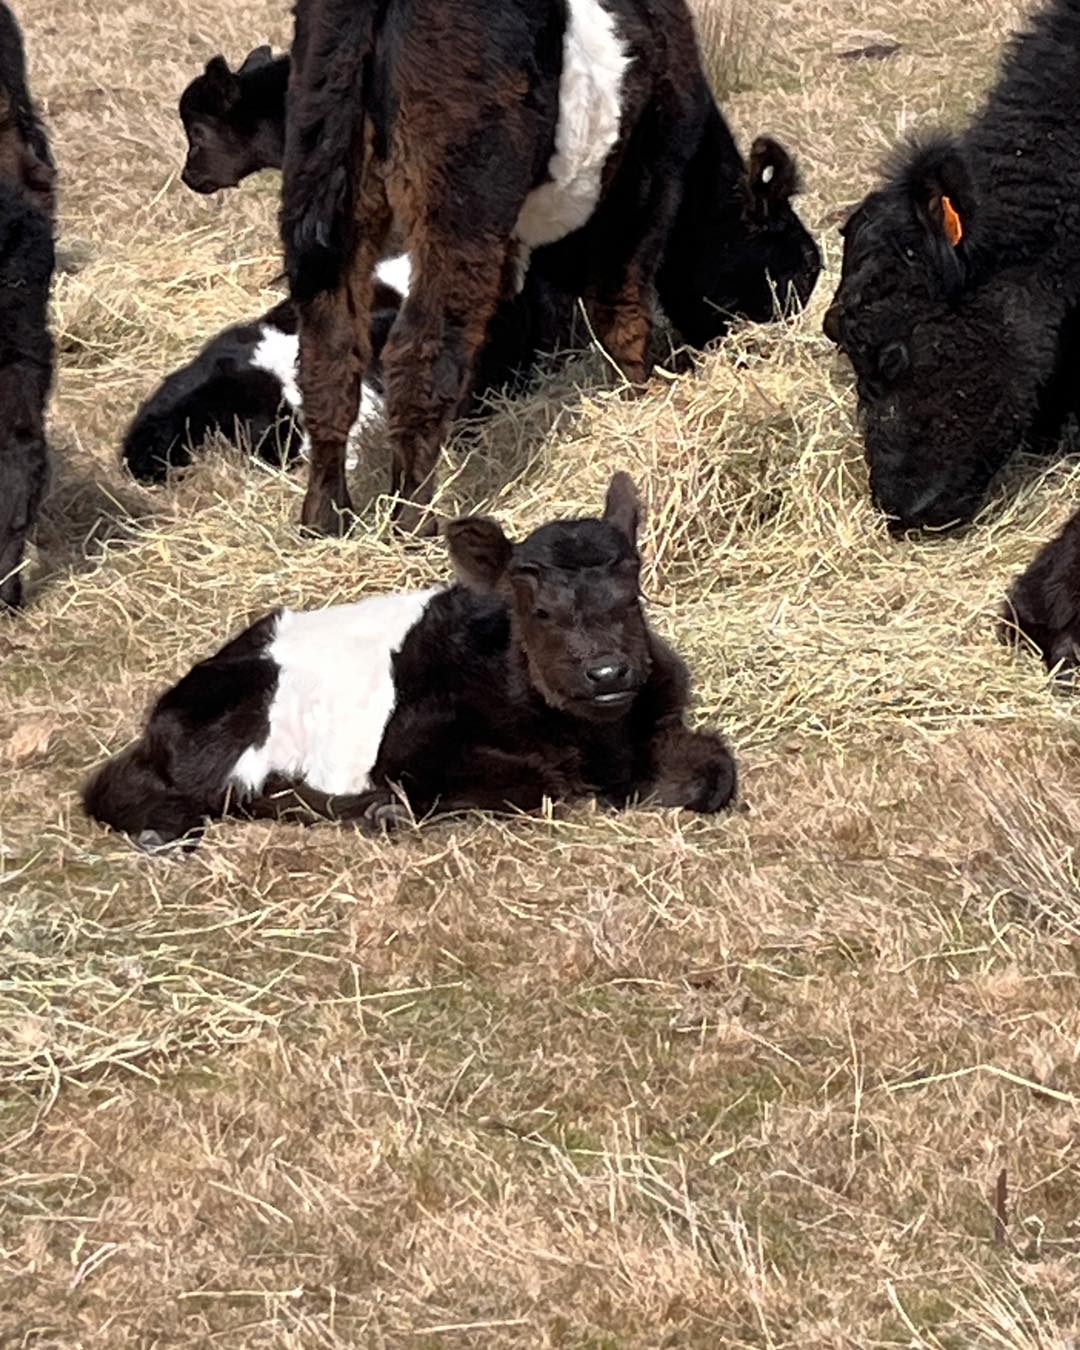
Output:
[3, 0, 1080, 1343]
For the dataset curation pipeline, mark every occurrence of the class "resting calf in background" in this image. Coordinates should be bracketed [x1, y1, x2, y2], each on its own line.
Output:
[122, 259, 409, 483]
[282, 0, 820, 535]
[83, 473, 736, 849]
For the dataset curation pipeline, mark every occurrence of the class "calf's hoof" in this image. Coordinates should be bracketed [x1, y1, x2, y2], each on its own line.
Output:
[362, 795, 413, 833]
[684, 752, 738, 814]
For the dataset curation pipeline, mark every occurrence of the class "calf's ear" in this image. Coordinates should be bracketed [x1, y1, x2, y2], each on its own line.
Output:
[445, 516, 513, 592]
[603, 472, 640, 546]
[746, 137, 801, 222]
[203, 55, 239, 106]
[239, 45, 274, 76]
[902, 138, 975, 252]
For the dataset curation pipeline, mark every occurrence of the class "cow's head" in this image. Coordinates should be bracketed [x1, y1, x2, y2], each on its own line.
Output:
[660, 133, 821, 347]
[446, 474, 653, 722]
[179, 47, 285, 193]
[824, 136, 1068, 533]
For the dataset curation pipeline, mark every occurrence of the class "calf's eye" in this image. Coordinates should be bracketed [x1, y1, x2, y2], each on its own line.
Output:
[534, 607, 551, 621]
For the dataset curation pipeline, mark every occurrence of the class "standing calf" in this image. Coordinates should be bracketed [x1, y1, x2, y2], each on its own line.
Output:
[83, 474, 736, 848]
[824, 0, 1080, 533]
[282, 0, 819, 535]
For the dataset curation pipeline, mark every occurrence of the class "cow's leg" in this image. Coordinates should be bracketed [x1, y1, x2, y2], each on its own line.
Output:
[295, 178, 391, 536]
[584, 157, 687, 390]
[0, 417, 47, 612]
[380, 236, 512, 536]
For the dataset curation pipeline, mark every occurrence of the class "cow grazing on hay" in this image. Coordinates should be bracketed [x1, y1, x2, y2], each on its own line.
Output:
[179, 45, 289, 194]
[83, 473, 736, 849]
[824, 0, 1080, 534]
[0, 1, 55, 219]
[281, 0, 820, 536]
[1001, 507, 1080, 677]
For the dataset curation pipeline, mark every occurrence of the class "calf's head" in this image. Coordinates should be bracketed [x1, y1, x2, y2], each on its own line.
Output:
[446, 474, 653, 721]
[824, 138, 1067, 533]
[179, 47, 286, 193]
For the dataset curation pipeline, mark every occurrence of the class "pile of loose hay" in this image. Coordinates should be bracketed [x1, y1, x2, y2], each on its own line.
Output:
[3, 0, 1079, 1345]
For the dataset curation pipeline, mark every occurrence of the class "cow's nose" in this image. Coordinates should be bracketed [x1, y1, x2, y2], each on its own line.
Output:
[822, 303, 843, 345]
[587, 661, 630, 689]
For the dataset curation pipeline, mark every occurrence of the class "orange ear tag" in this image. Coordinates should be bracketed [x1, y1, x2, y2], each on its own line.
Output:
[941, 195, 964, 247]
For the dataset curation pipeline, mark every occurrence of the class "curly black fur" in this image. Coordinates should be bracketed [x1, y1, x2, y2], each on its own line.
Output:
[825, 0, 1080, 533]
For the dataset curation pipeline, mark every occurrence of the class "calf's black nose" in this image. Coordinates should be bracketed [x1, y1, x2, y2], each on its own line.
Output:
[587, 660, 630, 688]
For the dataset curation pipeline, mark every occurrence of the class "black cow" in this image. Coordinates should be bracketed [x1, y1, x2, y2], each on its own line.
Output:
[824, 0, 1080, 533]
[281, 0, 820, 535]
[0, 182, 54, 610]
[83, 473, 736, 848]
[179, 46, 289, 193]
[0, 1, 54, 219]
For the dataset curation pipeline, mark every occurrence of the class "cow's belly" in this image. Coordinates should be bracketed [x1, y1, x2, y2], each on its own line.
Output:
[514, 0, 630, 251]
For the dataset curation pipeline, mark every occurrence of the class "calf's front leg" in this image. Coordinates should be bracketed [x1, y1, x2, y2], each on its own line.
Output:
[643, 725, 737, 814]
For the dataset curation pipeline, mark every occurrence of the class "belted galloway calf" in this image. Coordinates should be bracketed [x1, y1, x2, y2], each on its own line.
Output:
[281, 0, 819, 535]
[824, 0, 1080, 533]
[83, 474, 736, 848]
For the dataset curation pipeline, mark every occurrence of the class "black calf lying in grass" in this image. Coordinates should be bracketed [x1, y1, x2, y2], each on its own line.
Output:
[83, 474, 736, 848]
[1002, 509, 1080, 677]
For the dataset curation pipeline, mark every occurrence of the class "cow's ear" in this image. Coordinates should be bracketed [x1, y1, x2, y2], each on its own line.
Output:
[238, 45, 274, 76]
[903, 138, 975, 251]
[603, 472, 640, 547]
[203, 55, 239, 105]
[445, 516, 513, 592]
[747, 137, 800, 222]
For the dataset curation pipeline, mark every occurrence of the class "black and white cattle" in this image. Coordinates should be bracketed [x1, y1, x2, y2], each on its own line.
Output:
[83, 474, 736, 847]
[122, 257, 410, 482]
[281, 0, 820, 535]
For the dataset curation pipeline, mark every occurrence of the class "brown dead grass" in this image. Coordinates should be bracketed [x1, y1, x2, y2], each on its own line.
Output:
[3, 0, 1080, 1345]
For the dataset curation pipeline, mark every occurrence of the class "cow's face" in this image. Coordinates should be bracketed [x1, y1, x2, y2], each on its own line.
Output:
[661, 136, 821, 348]
[824, 138, 1064, 532]
[447, 474, 654, 723]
